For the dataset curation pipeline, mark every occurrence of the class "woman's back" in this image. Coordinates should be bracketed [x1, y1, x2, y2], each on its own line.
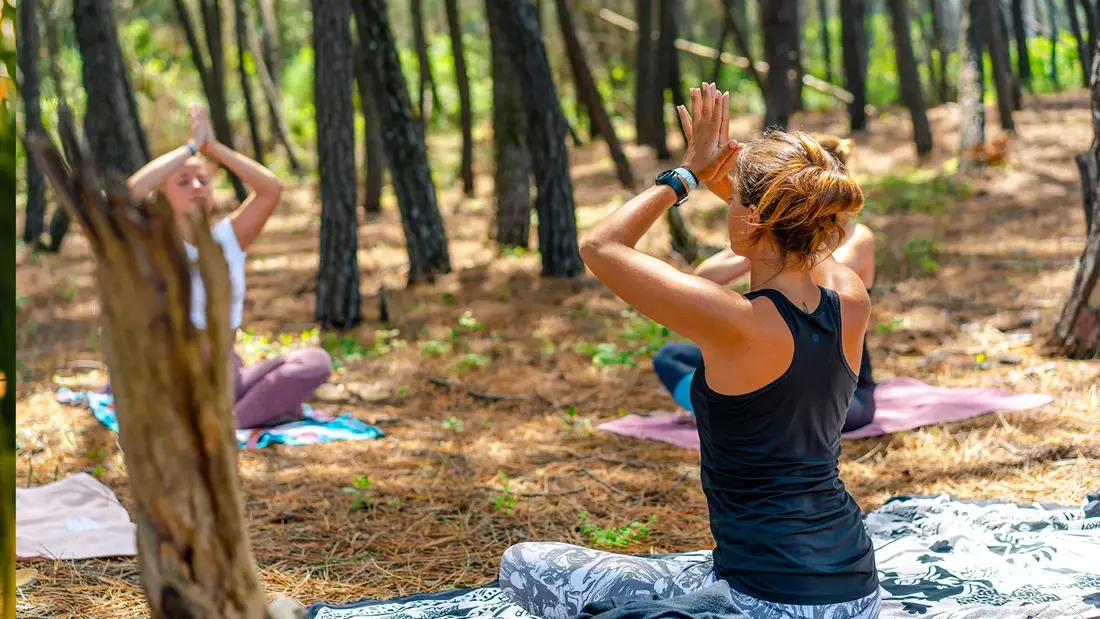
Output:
[692, 286, 877, 605]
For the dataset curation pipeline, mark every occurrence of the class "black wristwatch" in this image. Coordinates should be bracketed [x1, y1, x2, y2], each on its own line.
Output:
[655, 167, 699, 206]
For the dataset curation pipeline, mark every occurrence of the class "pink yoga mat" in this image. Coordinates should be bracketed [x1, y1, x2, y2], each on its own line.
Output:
[16, 473, 137, 560]
[598, 378, 1054, 450]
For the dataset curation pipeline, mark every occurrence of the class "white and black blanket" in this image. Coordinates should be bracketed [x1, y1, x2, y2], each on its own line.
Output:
[306, 493, 1100, 619]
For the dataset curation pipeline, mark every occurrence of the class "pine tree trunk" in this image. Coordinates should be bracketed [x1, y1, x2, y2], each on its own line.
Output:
[930, 0, 950, 102]
[886, 0, 934, 155]
[724, 0, 767, 93]
[713, 10, 732, 84]
[1047, 0, 1061, 88]
[173, 0, 249, 200]
[25, 117, 276, 619]
[995, 1, 1024, 110]
[354, 0, 452, 284]
[1067, 0, 1091, 86]
[43, 1, 72, 253]
[790, 0, 805, 111]
[985, 0, 1019, 128]
[959, 0, 987, 169]
[73, 0, 147, 177]
[19, 0, 47, 247]
[445, 0, 475, 197]
[915, 6, 937, 103]
[763, 0, 796, 130]
[235, 0, 265, 164]
[1082, 0, 1098, 70]
[841, 0, 869, 132]
[820, 0, 834, 83]
[411, 0, 439, 131]
[1049, 46, 1100, 358]
[657, 0, 685, 155]
[258, 0, 283, 140]
[355, 52, 386, 216]
[1013, 0, 1032, 89]
[243, 4, 304, 175]
[486, 0, 533, 249]
[635, 0, 665, 152]
[313, 0, 361, 329]
[555, 0, 636, 189]
[490, 0, 583, 278]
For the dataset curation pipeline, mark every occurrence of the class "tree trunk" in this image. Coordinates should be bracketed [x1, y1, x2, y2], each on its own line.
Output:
[635, 0, 666, 154]
[724, 0, 768, 93]
[712, 10, 732, 84]
[258, 0, 282, 139]
[43, 0, 72, 253]
[444, 0, 476, 197]
[1067, 0, 1091, 86]
[929, 0, 950, 103]
[1049, 46, 1100, 358]
[983, 0, 1018, 129]
[19, 0, 47, 247]
[1082, 0, 1099, 70]
[555, 0, 636, 189]
[234, 0, 264, 164]
[657, 0, 686, 154]
[959, 0, 987, 169]
[790, 0, 805, 111]
[1047, 0, 1061, 88]
[762, 0, 796, 130]
[840, 0, 869, 132]
[490, 0, 584, 278]
[354, 0, 452, 284]
[25, 117, 276, 619]
[243, 4, 304, 175]
[73, 0, 147, 177]
[915, 5, 937, 104]
[886, 0, 934, 155]
[994, 1, 1024, 110]
[819, 0, 834, 83]
[486, 0, 534, 249]
[355, 52, 386, 216]
[313, 0, 361, 329]
[411, 0, 440, 131]
[173, 0, 249, 200]
[1013, 0, 1032, 90]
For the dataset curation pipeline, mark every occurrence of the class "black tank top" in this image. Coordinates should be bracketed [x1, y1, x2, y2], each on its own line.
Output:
[690, 287, 878, 605]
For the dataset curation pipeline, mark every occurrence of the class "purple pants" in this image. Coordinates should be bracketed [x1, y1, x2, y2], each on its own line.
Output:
[100, 346, 332, 429]
[231, 347, 332, 429]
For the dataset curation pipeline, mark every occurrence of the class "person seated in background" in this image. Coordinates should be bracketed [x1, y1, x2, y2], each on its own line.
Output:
[653, 135, 878, 433]
[100, 103, 331, 429]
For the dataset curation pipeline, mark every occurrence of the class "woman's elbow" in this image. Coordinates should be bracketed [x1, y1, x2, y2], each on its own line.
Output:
[261, 178, 284, 201]
[579, 234, 605, 265]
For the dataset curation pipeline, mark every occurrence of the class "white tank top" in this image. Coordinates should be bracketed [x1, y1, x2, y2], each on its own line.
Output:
[184, 218, 246, 330]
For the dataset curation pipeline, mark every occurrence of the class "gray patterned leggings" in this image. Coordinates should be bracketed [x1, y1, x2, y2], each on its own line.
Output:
[499, 542, 881, 619]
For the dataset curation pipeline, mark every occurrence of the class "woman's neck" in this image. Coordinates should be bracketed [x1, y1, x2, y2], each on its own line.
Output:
[747, 245, 817, 300]
[176, 217, 196, 245]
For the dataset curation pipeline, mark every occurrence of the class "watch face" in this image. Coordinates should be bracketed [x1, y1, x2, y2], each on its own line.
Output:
[655, 170, 676, 183]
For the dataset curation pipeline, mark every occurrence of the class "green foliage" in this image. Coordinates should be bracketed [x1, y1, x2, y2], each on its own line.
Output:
[492, 472, 519, 515]
[574, 312, 679, 368]
[442, 415, 464, 433]
[578, 512, 655, 549]
[342, 474, 374, 511]
[559, 405, 592, 437]
[452, 352, 488, 373]
[876, 317, 905, 335]
[419, 339, 451, 356]
[904, 240, 941, 274]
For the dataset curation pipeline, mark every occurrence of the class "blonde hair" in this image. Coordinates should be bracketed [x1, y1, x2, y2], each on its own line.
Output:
[814, 135, 855, 168]
[735, 130, 864, 269]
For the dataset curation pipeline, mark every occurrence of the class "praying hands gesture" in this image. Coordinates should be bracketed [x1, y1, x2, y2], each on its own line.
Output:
[677, 83, 741, 204]
[188, 103, 216, 153]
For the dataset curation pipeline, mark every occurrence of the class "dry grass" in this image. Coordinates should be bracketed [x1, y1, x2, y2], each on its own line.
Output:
[13, 93, 1100, 617]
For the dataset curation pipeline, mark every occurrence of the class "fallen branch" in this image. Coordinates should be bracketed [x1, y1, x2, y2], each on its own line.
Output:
[581, 467, 627, 495]
[598, 8, 869, 109]
[427, 375, 526, 401]
[634, 471, 691, 503]
[560, 447, 664, 469]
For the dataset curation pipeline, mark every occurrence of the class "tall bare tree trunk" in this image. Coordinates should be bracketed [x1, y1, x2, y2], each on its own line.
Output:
[985, 0, 1018, 129]
[1067, 0, 1091, 86]
[486, 0, 534, 249]
[234, 0, 264, 164]
[411, 0, 440, 132]
[173, 0, 249, 200]
[243, 4, 304, 175]
[1050, 45, 1100, 358]
[657, 0, 686, 156]
[819, 0, 835, 83]
[929, 0, 950, 102]
[763, 0, 796, 130]
[356, 50, 386, 216]
[25, 117, 276, 619]
[355, 0, 453, 284]
[1013, 0, 1033, 90]
[723, 0, 767, 93]
[1047, 0, 1062, 89]
[19, 0, 47, 247]
[491, 0, 584, 278]
[444, 0, 475, 196]
[841, 0, 869, 131]
[258, 0, 282, 139]
[887, 0, 934, 155]
[959, 0, 987, 170]
[635, 0, 667, 155]
[555, 0, 636, 189]
[42, 0, 71, 252]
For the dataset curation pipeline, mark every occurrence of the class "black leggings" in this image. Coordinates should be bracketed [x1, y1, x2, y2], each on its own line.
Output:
[651, 342, 876, 432]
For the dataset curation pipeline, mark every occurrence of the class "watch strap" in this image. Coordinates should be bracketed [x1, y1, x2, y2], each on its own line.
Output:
[673, 167, 699, 192]
[656, 171, 689, 206]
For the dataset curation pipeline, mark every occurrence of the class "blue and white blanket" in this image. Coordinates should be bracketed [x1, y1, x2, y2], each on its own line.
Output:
[306, 493, 1100, 618]
[56, 388, 384, 449]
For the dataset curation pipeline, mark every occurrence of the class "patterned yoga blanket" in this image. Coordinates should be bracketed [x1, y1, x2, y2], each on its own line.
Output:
[306, 493, 1100, 619]
[56, 388, 384, 449]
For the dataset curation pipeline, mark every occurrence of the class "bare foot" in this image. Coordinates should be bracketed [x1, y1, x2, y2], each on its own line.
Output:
[674, 411, 697, 427]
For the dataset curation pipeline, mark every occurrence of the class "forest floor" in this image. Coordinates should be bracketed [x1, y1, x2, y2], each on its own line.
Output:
[13, 94, 1100, 616]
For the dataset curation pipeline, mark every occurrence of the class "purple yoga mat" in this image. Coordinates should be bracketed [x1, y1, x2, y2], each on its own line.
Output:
[597, 377, 1054, 450]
